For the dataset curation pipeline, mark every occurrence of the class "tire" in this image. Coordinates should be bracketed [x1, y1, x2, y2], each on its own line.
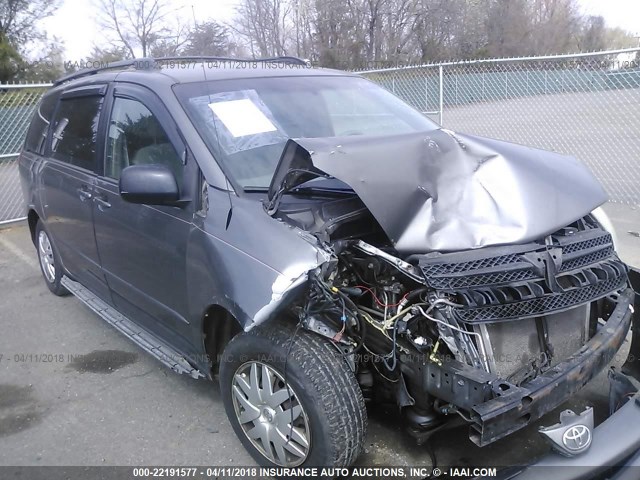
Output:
[35, 220, 69, 296]
[220, 321, 367, 468]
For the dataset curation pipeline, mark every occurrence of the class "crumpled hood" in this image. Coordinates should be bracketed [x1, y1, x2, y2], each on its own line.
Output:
[268, 129, 608, 252]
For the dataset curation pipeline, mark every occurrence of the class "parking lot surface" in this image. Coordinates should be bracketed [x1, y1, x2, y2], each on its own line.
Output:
[444, 88, 640, 205]
[0, 203, 639, 472]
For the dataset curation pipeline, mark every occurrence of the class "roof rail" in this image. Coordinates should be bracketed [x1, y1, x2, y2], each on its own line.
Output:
[53, 57, 155, 86]
[154, 55, 309, 66]
[52, 55, 310, 86]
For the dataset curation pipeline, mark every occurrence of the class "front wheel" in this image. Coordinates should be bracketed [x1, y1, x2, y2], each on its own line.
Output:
[219, 322, 367, 468]
[35, 221, 69, 296]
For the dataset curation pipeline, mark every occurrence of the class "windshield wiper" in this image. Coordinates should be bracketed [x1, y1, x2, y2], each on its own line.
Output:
[258, 183, 356, 216]
[243, 186, 270, 193]
[288, 186, 354, 196]
[245, 185, 354, 197]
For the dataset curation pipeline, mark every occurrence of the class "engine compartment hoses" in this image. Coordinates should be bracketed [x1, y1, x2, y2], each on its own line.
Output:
[335, 289, 367, 354]
[416, 305, 491, 371]
[396, 287, 429, 314]
[415, 305, 481, 338]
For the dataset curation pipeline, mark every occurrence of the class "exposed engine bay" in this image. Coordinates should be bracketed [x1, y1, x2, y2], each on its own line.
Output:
[261, 131, 633, 447]
[280, 200, 628, 445]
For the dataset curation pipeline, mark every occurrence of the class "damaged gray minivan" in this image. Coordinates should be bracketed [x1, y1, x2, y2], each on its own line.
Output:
[19, 57, 640, 477]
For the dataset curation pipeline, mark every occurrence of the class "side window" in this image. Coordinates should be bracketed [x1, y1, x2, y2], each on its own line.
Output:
[50, 95, 102, 171]
[24, 92, 59, 154]
[105, 97, 183, 184]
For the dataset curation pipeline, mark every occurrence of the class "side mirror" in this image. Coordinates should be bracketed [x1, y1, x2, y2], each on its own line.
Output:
[119, 164, 180, 205]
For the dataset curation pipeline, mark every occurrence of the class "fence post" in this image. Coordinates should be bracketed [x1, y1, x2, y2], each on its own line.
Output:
[505, 72, 508, 98]
[544, 70, 548, 94]
[425, 75, 429, 113]
[356, 47, 640, 204]
[438, 65, 444, 125]
[454, 73, 458, 107]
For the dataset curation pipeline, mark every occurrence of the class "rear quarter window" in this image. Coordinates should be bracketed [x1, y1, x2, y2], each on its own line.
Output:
[50, 95, 103, 171]
[24, 92, 59, 154]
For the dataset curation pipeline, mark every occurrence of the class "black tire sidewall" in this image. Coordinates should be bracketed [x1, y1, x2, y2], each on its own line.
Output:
[220, 332, 336, 468]
[35, 221, 68, 296]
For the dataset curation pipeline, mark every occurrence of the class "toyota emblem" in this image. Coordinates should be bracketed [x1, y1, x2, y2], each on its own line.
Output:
[562, 424, 592, 452]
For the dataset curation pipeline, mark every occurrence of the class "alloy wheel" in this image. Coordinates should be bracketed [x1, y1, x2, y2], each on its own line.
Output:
[38, 230, 56, 283]
[231, 361, 311, 466]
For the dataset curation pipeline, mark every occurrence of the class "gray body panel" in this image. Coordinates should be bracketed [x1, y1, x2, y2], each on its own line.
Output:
[17, 67, 333, 376]
[17, 61, 640, 470]
[15, 62, 610, 375]
[187, 190, 327, 331]
[287, 130, 608, 252]
[39, 159, 111, 299]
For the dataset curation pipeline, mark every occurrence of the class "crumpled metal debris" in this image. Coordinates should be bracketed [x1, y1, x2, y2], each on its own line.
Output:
[269, 130, 608, 252]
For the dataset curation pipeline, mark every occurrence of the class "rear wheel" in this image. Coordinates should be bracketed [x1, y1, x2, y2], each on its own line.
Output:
[35, 221, 69, 296]
[219, 322, 367, 468]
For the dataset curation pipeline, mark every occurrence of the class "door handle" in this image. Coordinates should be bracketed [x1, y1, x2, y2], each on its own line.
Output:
[77, 186, 92, 202]
[94, 195, 112, 211]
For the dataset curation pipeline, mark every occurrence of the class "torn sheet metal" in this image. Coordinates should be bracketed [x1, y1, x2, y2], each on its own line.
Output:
[269, 130, 608, 252]
[252, 255, 328, 329]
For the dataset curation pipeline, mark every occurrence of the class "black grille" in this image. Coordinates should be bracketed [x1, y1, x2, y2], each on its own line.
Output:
[560, 246, 614, 272]
[453, 272, 625, 323]
[418, 225, 624, 323]
[561, 233, 612, 254]
[419, 229, 615, 291]
[428, 269, 537, 289]
[420, 253, 521, 276]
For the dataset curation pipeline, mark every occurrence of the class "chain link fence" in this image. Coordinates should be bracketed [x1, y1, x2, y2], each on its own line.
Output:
[360, 47, 640, 205]
[0, 48, 639, 223]
[0, 83, 51, 224]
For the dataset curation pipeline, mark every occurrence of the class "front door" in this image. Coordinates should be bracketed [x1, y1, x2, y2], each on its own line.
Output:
[92, 84, 194, 349]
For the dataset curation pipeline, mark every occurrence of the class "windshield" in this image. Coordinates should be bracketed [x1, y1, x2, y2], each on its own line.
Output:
[174, 75, 439, 189]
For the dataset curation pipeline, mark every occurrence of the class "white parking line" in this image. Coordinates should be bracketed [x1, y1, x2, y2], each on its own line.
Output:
[0, 233, 38, 270]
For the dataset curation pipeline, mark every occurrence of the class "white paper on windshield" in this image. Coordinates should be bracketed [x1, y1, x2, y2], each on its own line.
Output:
[209, 99, 277, 137]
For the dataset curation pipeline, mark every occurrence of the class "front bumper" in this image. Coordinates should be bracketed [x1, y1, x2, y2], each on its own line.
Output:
[472, 287, 634, 446]
[405, 287, 634, 447]
[491, 393, 640, 480]
[478, 270, 640, 480]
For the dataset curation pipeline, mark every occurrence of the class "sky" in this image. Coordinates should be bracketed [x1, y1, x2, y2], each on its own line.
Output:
[39, 0, 238, 60]
[39, 0, 640, 61]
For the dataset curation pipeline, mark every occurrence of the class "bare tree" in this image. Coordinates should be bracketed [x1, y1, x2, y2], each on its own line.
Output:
[529, 0, 581, 54]
[95, 0, 178, 57]
[604, 27, 638, 49]
[232, 0, 291, 57]
[0, 0, 60, 45]
[485, 0, 533, 57]
[578, 15, 606, 52]
[229, 0, 639, 69]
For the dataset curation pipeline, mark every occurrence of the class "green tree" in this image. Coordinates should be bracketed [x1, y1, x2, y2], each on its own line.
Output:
[0, 32, 22, 82]
[0, 0, 61, 81]
[86, 45, 131, 63]
[183, 21, 233, 56]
